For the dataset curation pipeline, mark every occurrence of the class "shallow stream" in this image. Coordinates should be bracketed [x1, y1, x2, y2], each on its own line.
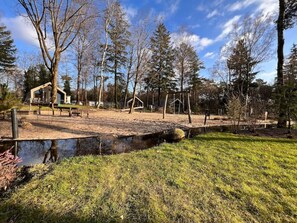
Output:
[0, 124, 273, 166]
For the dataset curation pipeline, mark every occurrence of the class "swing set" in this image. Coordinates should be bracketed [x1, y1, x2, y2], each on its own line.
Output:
[121, 96, 144, 112]
[162, 91, 192, 124]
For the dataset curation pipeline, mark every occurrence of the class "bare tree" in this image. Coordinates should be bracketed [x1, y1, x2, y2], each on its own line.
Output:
[129, 17, 152, 114]
[123, 44, 134, 108]
[216, 13, 275, 118]
[71, 12, 98, 105]
[231, 14, 276, 65]
[18, 0, 93, 112]
[96, 0, 115, 108]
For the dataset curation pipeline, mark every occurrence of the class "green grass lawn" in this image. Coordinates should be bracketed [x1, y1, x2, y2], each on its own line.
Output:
[1, 133, 297, 223]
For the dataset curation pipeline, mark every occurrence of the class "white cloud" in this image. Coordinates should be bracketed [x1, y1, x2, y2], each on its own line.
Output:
[196, 4, 207, 12]
[204, 52, 216, 59]
[213, 0, 225, 7]
[256, 0, 278, 16]
[171, 32, 214, 51]
[190, 23, 200, 29]
[207, 9, 219, 19]
[1, 15, 39, 47]
[1, 15, 55, 51]
[200, 38, 214, 47]
[228, 0, 257, 11]
[216, 15, 241, 41]
[123, 6, 138, 19]
[170, 0, 180, 14]
[228, 0, 278, 16]
[122, 6, 138, 24]
[156, 12, 166, 22]
[256, 70, 276, 84]
[155, 0, 180, 21]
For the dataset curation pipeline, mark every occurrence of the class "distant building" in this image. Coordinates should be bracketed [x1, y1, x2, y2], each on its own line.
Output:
[30, 82, 67, 105]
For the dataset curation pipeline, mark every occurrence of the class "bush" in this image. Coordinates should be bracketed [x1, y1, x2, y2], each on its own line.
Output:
[0, 147, 22, 191]
[226, 95, 244, 132]
[0, 83, 19, 112]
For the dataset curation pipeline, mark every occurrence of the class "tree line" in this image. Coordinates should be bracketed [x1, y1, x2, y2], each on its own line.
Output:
[0, 0, 297, 126]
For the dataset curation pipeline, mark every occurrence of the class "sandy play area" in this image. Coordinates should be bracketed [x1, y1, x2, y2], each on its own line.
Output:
[0, 109, 233, 140]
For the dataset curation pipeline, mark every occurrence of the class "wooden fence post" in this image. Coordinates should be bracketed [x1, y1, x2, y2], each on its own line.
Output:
[11, 108, 18, 157]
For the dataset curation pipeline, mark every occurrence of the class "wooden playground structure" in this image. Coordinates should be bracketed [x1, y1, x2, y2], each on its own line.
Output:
[121, 96, 144, 112]
[163, 91, 192, 123]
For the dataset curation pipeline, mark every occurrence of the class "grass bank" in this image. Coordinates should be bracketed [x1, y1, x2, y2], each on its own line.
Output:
[0, 133, 296, 222]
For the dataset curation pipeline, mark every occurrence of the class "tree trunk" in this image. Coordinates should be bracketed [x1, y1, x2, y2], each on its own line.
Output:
[181, 61, 184, 111]
[124, 48, 133, 108]
[51, 53, 60, 115]
[158, 73, 161, 107]
[152, 91, 155, 106]
[187, 93, 192, 124]
[97, 27, 109, 109]
[129, 77, 138, 114]
[93, 76, 97, 105]
[76, 75, 80, 105]
[146, 87, 149, 108]
[84, 80, 87, 105]
[277, 0, 286, 128]
[76, 51, 82, 105]
[114, 61, 118, 108]
[124, 75, 130, 108]
[163, 93, 168, 119]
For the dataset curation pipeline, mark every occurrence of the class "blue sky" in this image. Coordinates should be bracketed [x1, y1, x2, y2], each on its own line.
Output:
[1, 0, 296, 84]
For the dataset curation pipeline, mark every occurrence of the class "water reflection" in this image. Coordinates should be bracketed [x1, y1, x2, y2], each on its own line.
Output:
[8, 135, 161, 166]
[43, 140, 58, 163]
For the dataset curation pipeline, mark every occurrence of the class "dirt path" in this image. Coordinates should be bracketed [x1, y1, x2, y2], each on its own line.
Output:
[0, 110, 235, 140]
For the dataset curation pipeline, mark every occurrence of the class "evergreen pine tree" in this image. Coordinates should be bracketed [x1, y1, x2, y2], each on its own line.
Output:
[284, 44, 297, 84]
[0, 25, 16, 74]
[282, 44, 297, 128]
[188, 46, 203, 110]
[183, 44, 203, 91]
[61, 75, 72, 96]
[106, 0, 131, 108]
[0, 83, 18, 111]
[175, 42, 203, 110]
[148, 23, 176, 107]
[227, 39, 258, 98]
[38, 64, 52, 84]
[23, 64, 52, 100]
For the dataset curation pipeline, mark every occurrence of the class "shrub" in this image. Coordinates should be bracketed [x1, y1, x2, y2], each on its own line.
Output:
[0, 83, 19, 112]
[226, 95, 244, 132]
[0, 147, 22, 190]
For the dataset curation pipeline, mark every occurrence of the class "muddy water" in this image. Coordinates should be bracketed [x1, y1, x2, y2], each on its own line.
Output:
[0, 124, 274, 166]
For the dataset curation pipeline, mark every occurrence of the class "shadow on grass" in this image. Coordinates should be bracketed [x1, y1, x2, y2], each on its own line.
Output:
[0, 203, 120, 223]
